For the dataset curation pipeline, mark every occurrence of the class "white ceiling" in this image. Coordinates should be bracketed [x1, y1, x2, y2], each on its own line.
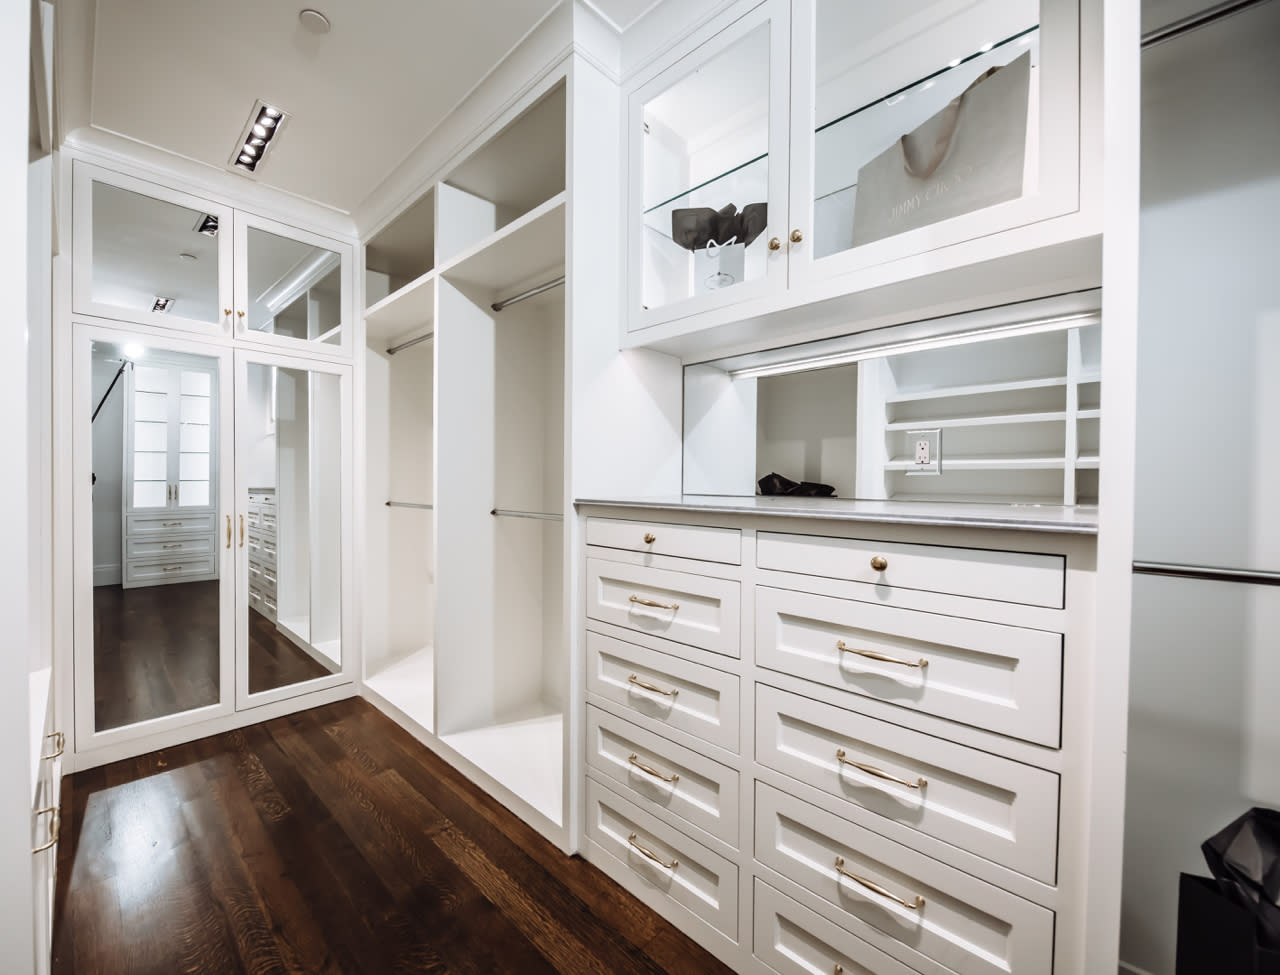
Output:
[85, 0, 561, 214]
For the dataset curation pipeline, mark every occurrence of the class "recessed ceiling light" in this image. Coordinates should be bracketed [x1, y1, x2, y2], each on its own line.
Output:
[123, 343, 144, 360]
[229, 99, 290, 177]
[152, 297, 176, 314]
[178, 252, 197, 262]
[298, 9, 331, 34]
[193, 214, 219, 236]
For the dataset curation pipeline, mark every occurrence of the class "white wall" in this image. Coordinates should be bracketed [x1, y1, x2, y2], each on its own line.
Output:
[756, 364, 858, 497]
[90, 353, 124, 585]
[244, 358, 275, 489]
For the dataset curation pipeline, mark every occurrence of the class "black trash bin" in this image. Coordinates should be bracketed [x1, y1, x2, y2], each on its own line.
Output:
[1177, 874, 1280, 974]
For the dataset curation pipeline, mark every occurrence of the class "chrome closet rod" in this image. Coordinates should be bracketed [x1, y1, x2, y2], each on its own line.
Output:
[491, 508, 564, 522]
[1141, 0, 1270, 47]
[386, 332, 434, 356]
[1133, 561, 1280, 588]
[491, 275, 566, 312]
[386, 501, 433, 510]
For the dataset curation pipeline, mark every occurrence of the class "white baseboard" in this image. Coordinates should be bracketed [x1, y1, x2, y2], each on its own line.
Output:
[93, 562, 121, 586]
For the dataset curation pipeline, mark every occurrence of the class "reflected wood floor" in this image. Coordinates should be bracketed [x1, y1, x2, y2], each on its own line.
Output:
[52, 698, 733, 975]
[94, 582, 331, 730]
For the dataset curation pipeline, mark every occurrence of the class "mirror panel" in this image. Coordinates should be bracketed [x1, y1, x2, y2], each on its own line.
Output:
[90, 180, 223, 325]
[91, 340, 224, 732]
[244, 228, 344, 347]
[245, 363, 343, 695]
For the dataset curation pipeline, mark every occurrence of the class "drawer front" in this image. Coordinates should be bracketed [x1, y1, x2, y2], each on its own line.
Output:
[757, 532, 1065, 609]
[260, 534, 277, 566]
[587, 517, 741, 565]
[585, 778, 738, 938]
[260, 510, 277, 532]
[587, 706, 739, 847]
[259, 564, 278, 594]
[756, 587, 1063, 746]
[247, 530, 262, 558]
[125, 556, 216, 585]
[261, 592, 277, 619]
[755, 783, 1053, 975]
[126, 534, 214, 560]
[126, 512, 216, 536]
[586, 558, 740, 657]
[586, 630, 739, 752]
[756, 685, 1059, 882]
[754, 879, 919, 975]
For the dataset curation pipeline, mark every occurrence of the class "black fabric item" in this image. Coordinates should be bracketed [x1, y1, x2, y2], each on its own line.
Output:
[1203, 808, 1280, 950]
[757, 472, 799, 496]
[670, 202, 768, 251]
[1177, 874, 1280, 974]
[757, 472, 836, 498]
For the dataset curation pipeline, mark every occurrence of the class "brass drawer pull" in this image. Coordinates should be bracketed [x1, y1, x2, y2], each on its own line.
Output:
[643, 532, 656, 544]
[834, 856, 924, 910]
[836, 749, 926, 790]
[629, 594, 679, 611]
[162, 566, 182, 573]
[239, 514, 245, 547]
[32, 807, 60, 854]
[226, 515, 232, 549]
[162, 521, 182, 527]
[837, 639, 928, 669]
[628, 753, 679, 784]
[162, 543, 182, 549]
[627, 833, 677, 871]
[627, 674, 678, 698]
[870, 556, 888, 571]
[41, 732, 65, 761]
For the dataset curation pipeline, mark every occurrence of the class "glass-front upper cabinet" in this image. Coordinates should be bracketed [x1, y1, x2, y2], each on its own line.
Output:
[74, 162, 353, 357]
[787, 0, 1079, 283]
[627, 0, 792, 330]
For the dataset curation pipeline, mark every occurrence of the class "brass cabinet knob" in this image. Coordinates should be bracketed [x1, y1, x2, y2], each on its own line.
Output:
[870, 556, 888, 571]
[790, 229, 804, 243]
[643, 533, 656, 544]
[223, 308, 232, 316]
[768, 237, 782, 251]
[237, 310, 246, 318]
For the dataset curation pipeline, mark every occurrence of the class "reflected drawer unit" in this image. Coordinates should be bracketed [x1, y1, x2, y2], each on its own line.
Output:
[247, 488, 276, 621]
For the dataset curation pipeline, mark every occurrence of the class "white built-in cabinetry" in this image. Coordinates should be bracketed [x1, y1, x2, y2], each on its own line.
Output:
[246, 489, 276, 620]
[579, 505, 1097, 975]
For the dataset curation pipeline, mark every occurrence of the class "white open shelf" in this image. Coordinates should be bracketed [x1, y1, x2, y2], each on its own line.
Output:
[885, 455, 1068, 471]
[442, 706, 564, 827]
[365, 647, 434, 733]
[884, 375, 1068, 404]
[438, 192, 566, 294]
[364, 270, 435, 343]
[365, 186, 435, 305]
[885, 409, 1068, 430]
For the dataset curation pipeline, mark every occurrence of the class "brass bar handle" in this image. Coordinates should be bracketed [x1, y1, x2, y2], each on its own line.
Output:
[837, 640, 928, 669]
[628, 833, 677, 871]
[163, 566, 181, 573]
[627, 674, 678, 698]
[836, 749, 926, 790]
[162, 521, 182, 527]
[834, 856, 924, 910]
[162, 543, 182, 549]
[226, 515, 232, 549]
[239, 514, 245, 547]
[41, 732, 65, 761]
[628, 753, 679, 784]
[629, 594, 679, 611]
[32, 807, 60, 854]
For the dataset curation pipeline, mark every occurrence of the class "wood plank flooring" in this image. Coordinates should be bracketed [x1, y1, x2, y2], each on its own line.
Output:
[94, 582, 333, 730]
[53, 698, 735, 975]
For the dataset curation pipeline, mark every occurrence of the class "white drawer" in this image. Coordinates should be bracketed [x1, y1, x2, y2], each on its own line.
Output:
[247, 530, 262, 557]
[756, 685, 1059, 882]
[757, 532, 1065, 609]
[125, 556, 216, 585]
[260, 534, 277, 565]
[587, 706, 739, 847]
[260, 510, 277, 531]
[586, 630, 739, 753]
[586, 558, 740, 657]
[585, 778, 738, 938]
[126, 534, 214, 559]
[756, 586, 1063, 746]
[262, 593, 277, 618]
[126, 512, 216, 536]
[755, 784, 1053, 975]
[587, 517, 741, 565]
[248, 508, 262, 529]
[259, 564, 277, 594]
[754, 879, 919, 975]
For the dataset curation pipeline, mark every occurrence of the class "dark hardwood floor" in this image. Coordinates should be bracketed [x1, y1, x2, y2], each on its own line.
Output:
[94, 582, 334, 730]
[53, 698, 733, 975]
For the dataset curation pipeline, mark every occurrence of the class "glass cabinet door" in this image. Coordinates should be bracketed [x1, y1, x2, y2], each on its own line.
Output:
[627, 0, 791, 331]
[788, 0, 1079, 281]
[233, 212, 352, 357]
[73, 162, 235, 336]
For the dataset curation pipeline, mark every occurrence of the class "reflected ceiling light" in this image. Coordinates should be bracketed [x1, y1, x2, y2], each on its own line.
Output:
[229, 99, 290, 177]
[298, 8, 331, 34]
[193, 213, 219, 236]
[123, 343, 144, 360]
[151, 297, 175, 314]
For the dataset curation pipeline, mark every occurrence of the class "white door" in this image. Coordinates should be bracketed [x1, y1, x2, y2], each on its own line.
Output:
[233, 349, 354, 709]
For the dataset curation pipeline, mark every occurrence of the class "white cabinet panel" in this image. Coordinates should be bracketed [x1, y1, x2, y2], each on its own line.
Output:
[587, 516, 741, 565]
[756, 586, 1063, 746]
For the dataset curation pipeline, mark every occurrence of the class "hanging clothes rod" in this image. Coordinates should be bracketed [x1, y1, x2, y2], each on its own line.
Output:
[386, 332, 434, 356]
[386, 501, 433, 510]
[1133, 561, 1280, 588]
[92, 359, 132, 423]
[491, 508, 564, 522]
[491, 275, 565, 312]
[1141, 0, 1268, 47]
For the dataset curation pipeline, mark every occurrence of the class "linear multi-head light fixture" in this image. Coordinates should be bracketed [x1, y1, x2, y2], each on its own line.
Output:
[229, 99, 289, 176]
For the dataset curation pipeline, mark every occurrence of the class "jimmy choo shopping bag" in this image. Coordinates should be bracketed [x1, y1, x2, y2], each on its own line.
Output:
[851, 51, 1031, 248]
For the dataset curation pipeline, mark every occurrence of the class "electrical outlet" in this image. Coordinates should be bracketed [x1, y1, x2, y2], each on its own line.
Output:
[915, 439, 930, 465]
[905, 428, 941, 477]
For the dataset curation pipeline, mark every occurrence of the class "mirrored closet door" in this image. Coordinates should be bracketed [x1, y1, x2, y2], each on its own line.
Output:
[234, 350, 353, 708]
[73, 324, 237, 748]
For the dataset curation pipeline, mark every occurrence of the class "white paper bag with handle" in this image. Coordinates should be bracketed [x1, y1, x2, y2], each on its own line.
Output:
[851, 51, 1032, 248]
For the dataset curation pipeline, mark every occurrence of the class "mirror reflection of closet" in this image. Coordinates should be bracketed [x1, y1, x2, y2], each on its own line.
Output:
[243, 362, 343, 695]
[244, 229, 342, 346]
[91, 340, 222, 731]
